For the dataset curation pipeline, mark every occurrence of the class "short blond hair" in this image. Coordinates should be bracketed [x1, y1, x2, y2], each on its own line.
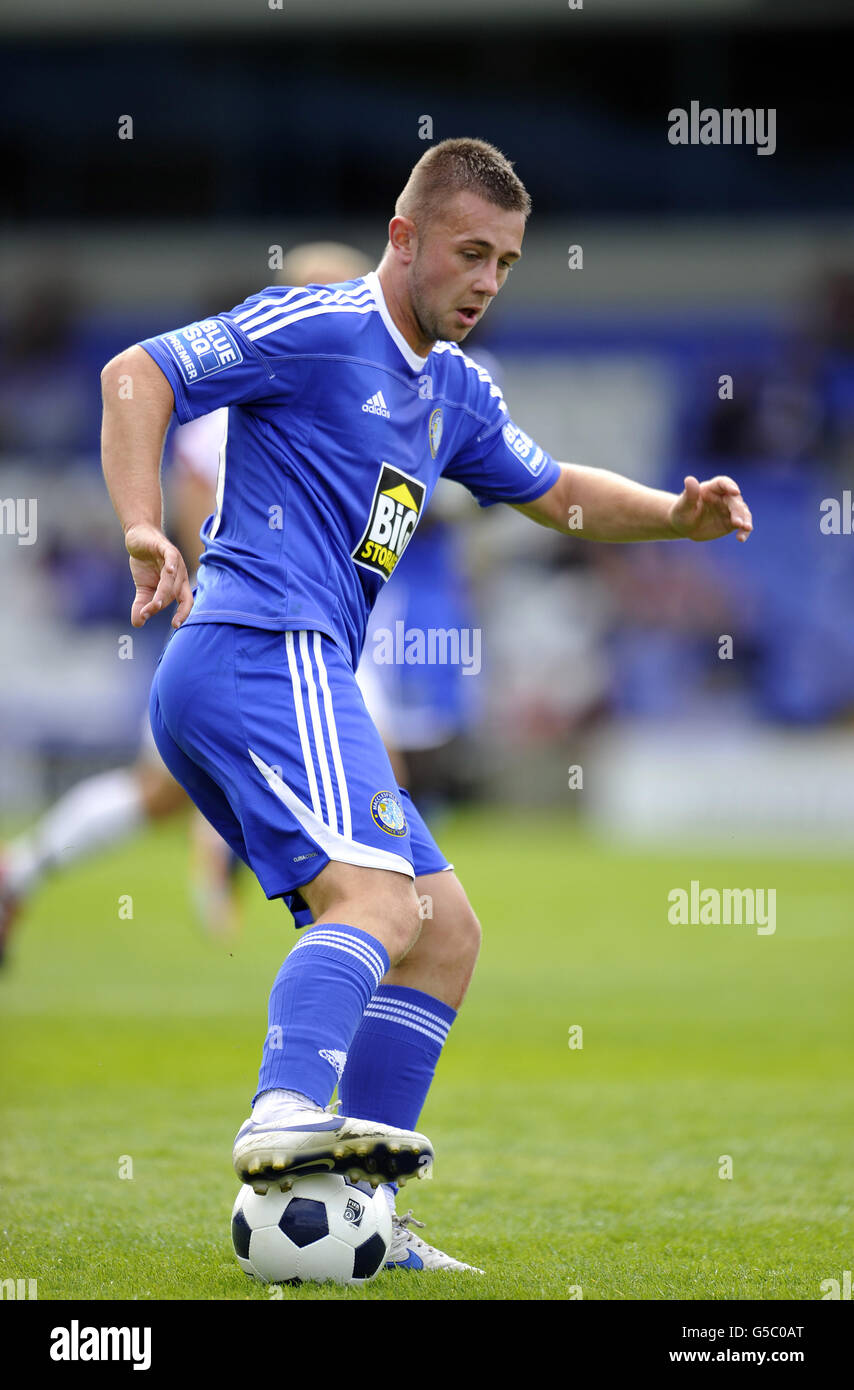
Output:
[396, 138, 531, 231]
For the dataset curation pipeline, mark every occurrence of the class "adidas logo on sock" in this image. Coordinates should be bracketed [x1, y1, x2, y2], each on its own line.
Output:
[362, 390, 390, 418]
[319, 1048, 348, 1080]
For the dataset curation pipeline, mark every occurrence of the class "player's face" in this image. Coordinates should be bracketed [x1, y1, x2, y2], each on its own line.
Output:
[409, 192, 525, 346]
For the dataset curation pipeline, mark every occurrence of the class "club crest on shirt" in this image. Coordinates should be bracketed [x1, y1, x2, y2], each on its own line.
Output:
[352, 463, 425, 582]
[428, 407, 443, 459]
[370, 790, 407, 836]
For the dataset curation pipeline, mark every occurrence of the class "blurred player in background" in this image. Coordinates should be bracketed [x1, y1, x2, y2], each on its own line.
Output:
[357, 483, 479, 799]
[355, 354, 498, 810]
[0, 245, 375, 954]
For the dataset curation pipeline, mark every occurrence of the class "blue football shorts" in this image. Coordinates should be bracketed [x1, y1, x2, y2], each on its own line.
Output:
[149, 623, 451, 927]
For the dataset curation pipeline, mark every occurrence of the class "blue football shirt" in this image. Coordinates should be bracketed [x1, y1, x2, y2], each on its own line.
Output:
[139, 271, 561, 668]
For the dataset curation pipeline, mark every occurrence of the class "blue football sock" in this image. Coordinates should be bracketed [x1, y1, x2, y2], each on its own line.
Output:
[253, 924, 389, 1108]
[339, 984, 456, 1131]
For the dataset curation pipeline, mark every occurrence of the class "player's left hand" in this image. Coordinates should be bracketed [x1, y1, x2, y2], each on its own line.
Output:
[669, 475, 753, 543]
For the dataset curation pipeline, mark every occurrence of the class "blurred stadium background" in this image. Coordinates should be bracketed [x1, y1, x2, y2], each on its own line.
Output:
[2, 0, 854, 847]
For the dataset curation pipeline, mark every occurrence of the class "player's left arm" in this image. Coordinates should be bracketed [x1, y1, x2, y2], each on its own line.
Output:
[514, 463, 753, 543]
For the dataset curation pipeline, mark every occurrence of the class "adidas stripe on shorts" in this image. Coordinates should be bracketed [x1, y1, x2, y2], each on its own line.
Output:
[149, 622, 451, 927]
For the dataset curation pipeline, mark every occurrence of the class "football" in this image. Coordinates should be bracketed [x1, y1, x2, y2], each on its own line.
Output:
[231, 1173, 393, 1285]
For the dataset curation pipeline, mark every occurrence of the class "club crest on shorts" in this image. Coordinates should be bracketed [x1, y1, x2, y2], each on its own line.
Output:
[428, 407, 443, 459]
[370, 790, 407, 836]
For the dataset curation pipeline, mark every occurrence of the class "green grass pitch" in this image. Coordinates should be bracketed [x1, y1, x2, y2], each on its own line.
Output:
[1, 808, 852, 1300]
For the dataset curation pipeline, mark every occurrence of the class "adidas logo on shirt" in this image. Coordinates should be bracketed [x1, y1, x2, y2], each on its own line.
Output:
[362, 390, 390, 419]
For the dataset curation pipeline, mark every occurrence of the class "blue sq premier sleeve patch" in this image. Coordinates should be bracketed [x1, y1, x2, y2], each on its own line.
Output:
[161, 319, 244, 386]
[501, 420, 547, 477]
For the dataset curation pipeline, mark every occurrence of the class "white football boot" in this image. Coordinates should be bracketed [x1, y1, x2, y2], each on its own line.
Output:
[232, 1093, 434, 1195]
[385, 1207, 485, 1273]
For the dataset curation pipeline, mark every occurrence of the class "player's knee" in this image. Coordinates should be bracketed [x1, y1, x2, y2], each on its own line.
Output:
[456, 900, 482, 966]
[420, 879, 481, 964]
[433, 898, 481, 970]
[376, 881, 423, 964]
[304, 864, 421, 965]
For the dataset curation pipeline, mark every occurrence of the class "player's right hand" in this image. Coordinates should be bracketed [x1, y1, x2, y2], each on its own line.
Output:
[124, 521, 194, 629]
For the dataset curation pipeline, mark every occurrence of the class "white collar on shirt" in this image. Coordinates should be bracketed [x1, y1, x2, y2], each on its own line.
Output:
[363, 269, 430, 373]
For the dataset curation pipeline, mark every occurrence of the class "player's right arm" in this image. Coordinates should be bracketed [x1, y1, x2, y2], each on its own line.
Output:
[104, 291, 295, 624]
[101, 344, 194, 630]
